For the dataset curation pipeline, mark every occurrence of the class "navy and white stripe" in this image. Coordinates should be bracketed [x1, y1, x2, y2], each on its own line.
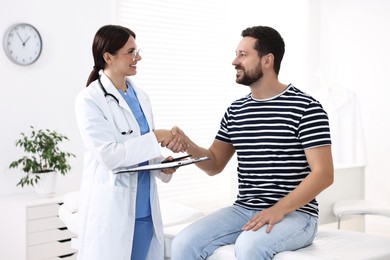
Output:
[216, 84, 331, 217]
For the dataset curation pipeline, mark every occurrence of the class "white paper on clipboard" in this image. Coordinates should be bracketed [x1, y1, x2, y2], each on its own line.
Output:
[113, 156, 210, 174]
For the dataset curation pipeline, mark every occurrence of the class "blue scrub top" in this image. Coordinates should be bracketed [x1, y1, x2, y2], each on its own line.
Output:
[119, 82, 151, 218]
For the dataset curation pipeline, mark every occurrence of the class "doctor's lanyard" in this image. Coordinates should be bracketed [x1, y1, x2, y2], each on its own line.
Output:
[98, 76, 133, 135]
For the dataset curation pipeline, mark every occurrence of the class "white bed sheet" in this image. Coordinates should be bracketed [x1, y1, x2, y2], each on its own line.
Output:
[207, 227, 390, 260]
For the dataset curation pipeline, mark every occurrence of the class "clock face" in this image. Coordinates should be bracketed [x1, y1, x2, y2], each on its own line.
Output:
[3, 23, 42, 65]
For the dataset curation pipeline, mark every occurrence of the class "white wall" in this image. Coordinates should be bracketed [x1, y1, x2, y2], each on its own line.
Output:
[318, 0, 390, 205]
[317, 0, 390, 230]
[1, 0, 389, 225]
[0, 0, 113, 195]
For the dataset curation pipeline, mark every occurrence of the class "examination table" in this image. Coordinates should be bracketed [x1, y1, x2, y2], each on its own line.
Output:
[59, 192, 390, 259]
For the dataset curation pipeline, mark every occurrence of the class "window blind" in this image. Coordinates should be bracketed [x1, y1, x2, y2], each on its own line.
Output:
[115, 0, 240, 212]
[115, 0, 314, 213]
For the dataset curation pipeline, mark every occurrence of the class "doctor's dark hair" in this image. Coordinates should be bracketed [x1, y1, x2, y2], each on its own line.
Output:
[86, 25, 136, 87]
[241, 26, 285, 75]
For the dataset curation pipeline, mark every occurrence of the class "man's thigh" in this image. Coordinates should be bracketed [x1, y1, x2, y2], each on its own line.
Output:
[172, 205, 250, 259]
[235, 211, 318, 259]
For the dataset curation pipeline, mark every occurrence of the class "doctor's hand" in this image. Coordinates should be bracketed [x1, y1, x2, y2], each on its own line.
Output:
[153, 127, 188, 153]
[163, 126, 189, 153]
[160, 156, 178, 175]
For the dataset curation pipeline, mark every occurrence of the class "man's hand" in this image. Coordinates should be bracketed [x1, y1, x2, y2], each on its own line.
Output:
[155, 126, 189, 153]
[161, 126, 189, 153]
[242, 206, 285, 233]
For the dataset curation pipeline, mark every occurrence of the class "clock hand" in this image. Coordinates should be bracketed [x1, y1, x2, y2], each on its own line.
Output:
[23, 36, 31, 46]
[17, 32, 24, 44]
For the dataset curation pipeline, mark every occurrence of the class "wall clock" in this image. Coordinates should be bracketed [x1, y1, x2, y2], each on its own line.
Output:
[3, 23, 42, 65]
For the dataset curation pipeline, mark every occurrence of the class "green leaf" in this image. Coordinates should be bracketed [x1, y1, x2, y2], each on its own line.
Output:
[9, 126, 76, 187]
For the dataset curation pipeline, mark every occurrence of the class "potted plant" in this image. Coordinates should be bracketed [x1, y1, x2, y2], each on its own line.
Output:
[9, 126, 75, 196]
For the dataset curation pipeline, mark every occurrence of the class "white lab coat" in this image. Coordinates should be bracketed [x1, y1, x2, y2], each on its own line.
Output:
[74, 71, 171, 260]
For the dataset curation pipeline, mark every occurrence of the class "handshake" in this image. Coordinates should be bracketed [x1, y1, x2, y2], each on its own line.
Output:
[154, 126, 189, 153]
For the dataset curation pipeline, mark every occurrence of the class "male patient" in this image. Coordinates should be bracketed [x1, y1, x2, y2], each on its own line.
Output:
[170, 25, 334, 260]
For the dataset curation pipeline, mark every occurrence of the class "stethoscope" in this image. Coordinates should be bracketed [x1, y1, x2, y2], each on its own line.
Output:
[98, 75, 119, 104]
[98, 75, 133, 135]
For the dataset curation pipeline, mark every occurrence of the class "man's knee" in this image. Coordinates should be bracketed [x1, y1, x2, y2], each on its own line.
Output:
[171, 230, 197, 259]
[235, 232, 274, 260]
[171, 234, 185, 256]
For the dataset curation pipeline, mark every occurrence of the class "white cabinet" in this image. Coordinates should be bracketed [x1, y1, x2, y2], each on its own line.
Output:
[0, 193, 77, 260]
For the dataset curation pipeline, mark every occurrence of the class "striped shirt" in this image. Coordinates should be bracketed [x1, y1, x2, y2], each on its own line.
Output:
[216, 84, 331, 217]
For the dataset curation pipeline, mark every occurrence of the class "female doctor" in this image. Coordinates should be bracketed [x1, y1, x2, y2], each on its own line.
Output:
[74, 25, 187, 260]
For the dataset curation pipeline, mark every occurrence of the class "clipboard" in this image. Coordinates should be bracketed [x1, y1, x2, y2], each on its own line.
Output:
[113, 156, 210, 174]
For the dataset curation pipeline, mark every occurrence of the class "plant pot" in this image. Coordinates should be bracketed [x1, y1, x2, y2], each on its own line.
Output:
[34, 171, 58, 197]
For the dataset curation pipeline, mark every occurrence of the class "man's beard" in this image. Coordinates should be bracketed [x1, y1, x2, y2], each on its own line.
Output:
[235, 66, 263, 86]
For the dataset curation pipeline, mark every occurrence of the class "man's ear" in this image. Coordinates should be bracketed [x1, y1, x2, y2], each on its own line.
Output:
[262, 53, 274, 69]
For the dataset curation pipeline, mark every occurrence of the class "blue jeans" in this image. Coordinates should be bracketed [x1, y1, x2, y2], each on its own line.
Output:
[171, 205, 317, 260]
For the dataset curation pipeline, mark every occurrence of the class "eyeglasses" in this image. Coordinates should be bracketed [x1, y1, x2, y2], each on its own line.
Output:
[115, 48, 141, 61]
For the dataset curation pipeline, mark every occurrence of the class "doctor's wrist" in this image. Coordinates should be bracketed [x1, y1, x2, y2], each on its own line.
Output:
[153, 129, 170, 143]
